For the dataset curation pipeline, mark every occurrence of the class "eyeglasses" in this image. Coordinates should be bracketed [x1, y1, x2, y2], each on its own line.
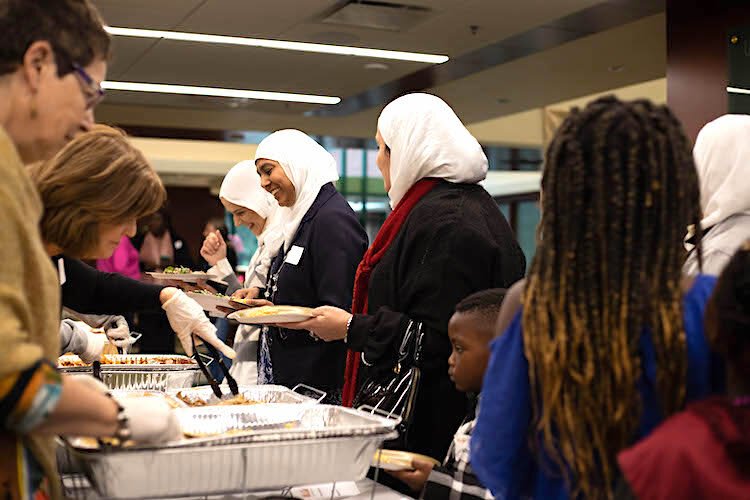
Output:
[71, 62, 105, 109]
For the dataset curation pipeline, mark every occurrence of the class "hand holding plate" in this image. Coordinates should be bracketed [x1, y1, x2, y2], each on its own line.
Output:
[282, 305, 350, 341]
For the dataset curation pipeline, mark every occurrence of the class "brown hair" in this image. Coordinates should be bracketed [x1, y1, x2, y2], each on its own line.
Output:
[29, 126, 166, 258]
[523, 96, 702, 498]
[0, 0, 110, 76]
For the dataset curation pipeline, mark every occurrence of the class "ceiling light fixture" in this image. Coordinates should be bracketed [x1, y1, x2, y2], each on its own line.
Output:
[101, 81, 341, 105]
[105, 26, 449, 64]
[728, 86, 750, 95]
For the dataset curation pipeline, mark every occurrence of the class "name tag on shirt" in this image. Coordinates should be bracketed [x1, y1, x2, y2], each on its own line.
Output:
[57, 258, 66, 286]
[285, 245, 304, 266]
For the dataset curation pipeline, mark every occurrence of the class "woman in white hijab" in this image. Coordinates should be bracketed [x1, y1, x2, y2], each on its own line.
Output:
[201, 160, 285, 383]
[286, 93, 526, 461]
[684, 115, 750, 276]
[235, 129, 368, 401]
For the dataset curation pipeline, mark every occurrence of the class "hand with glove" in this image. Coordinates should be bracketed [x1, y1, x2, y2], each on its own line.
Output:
[67, 376, 182, 444]
[160, 287, 236, 358]
[59, 319, 106, 363]
[103, 315, 135, 348]
[116, 395, 183, 443]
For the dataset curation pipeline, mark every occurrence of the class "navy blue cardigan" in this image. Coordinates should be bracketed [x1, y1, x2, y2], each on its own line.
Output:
[263, 183, 367, 398]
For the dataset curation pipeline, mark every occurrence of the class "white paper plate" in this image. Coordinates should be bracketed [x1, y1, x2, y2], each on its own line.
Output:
[147, 271, 218, 283]
[228, 306, 314, 325]
[186, 292, 235, 316]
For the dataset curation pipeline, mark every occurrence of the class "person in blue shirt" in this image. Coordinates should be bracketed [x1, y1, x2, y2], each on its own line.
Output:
[471, 97, 724, 500]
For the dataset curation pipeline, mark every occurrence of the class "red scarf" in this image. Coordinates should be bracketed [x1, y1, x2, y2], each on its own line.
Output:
[341, 178, 440, 406]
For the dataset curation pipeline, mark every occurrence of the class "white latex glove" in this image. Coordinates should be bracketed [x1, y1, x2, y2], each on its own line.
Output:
[162, 289, 236, 359]
[104, 315, 134, 347]
[117, 396, 182, 444]
[80, 330, 106, 364]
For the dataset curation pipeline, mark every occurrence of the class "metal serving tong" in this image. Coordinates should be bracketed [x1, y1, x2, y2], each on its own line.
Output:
[117, 332, 143, 356]
[192, 335, 239, 402]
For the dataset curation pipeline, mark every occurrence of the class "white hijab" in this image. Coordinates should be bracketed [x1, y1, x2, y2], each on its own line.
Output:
[254, 129, 339, 251]
[219, 160, 284, 287]
[693, 114, 750, 229]
[377, 93, 488, 208]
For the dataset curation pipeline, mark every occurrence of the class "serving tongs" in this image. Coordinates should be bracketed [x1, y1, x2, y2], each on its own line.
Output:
[192, 335, 239, 403]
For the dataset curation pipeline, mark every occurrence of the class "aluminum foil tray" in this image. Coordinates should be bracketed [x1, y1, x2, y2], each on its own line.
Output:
[59, 355, 200, 391]
[168, 384, 324, 407]
[58, 354, 199, 371]
[66, 405, 398, 499]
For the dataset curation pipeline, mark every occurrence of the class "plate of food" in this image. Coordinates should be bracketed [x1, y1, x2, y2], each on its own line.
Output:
[187, 290, 236, 317]
[372, 449, 441, 471]
[147, 266, 218, 283]
[228, 305, 315, 324]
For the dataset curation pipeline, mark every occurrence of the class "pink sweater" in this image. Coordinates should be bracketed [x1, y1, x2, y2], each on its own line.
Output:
[96, 236, 141, 280]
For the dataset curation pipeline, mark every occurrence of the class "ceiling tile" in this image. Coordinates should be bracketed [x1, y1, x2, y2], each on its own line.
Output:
[176, 0, 341, 38]
[92, 0, 205, 29]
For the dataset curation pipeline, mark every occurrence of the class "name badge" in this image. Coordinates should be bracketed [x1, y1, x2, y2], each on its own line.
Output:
[57, 258, 66, 286]
[285, 245, 304, 266]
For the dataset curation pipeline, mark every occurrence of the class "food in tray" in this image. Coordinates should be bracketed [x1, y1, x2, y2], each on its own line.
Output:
[181, 422, 299, 438]
[114, 391, 184, 409]
[58, 355, 195, 367]
[175, 391, 261, 407]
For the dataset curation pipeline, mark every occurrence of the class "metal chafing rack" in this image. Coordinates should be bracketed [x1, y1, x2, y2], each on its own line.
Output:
[64, 404, 399, 499]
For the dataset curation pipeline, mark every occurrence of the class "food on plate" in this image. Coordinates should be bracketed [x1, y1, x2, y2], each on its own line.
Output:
[193, 290, 229, 298]
[175, 391, 261, 407]
[372, 449, 441, 471]
[228, 297, 254, 305]
[232, 305, 314, 318]
[163, 265, 194, 274]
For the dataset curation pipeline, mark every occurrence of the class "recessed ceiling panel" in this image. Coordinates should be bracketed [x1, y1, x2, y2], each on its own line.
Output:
[92, 0, 205, 29]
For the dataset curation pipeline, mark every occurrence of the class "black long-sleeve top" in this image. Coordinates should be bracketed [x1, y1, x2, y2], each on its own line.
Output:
[53, 255, 164, 315]
[346, 181, 526, 460]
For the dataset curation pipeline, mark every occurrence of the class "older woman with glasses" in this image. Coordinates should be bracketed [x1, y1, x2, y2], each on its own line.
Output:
[0, 2, 176, 498]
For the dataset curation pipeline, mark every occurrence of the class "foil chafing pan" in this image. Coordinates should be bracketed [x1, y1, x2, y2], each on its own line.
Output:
[65, 405, 399, 499]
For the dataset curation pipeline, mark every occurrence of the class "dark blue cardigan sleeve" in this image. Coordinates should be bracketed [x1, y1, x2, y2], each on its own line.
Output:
[308, 204, 367, 310]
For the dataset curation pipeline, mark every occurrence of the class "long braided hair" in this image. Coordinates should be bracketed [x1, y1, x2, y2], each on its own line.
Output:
[523, 96, 702, 498]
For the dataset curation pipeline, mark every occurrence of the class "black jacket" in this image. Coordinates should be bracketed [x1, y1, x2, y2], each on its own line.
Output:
[263, 183, 368, 398]
[347, 181, 526, 460]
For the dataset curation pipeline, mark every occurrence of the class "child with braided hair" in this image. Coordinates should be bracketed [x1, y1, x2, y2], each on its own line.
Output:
[471, 96, 724, 499]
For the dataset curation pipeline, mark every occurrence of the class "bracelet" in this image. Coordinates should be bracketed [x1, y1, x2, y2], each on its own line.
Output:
[345, 314, 354, 343]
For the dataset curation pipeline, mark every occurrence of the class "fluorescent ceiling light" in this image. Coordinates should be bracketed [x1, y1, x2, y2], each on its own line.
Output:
[101, 81, 341, 105]
[105, 26, 449, 64]
[728, 86, 750, 95]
